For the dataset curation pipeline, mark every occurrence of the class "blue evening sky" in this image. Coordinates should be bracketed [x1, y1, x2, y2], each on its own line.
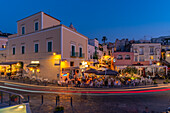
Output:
[1, 0, 170, 42]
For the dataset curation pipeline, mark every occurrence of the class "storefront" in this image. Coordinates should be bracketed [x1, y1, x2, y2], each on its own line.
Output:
[26, 61, 40, 79]
[0, 62, 23, 77]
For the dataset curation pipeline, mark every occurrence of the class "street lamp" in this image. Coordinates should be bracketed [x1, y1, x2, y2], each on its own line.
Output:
[156, 62, 160, 66]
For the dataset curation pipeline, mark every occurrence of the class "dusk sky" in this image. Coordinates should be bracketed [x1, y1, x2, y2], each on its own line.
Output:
[1, 0, 170, 42]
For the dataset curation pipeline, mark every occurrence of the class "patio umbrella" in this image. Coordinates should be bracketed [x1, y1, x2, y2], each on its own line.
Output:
[85, 68, 99, 74]
[97, 69, 118, 76]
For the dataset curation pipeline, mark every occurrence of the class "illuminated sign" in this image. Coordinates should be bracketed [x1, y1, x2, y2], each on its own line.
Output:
[63, 74, 67, 76]
[54, 59, 60, 66]
[31, 61, 39, 64]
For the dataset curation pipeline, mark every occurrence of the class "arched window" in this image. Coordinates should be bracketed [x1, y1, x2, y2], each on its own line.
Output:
[117, 55, 123, 60]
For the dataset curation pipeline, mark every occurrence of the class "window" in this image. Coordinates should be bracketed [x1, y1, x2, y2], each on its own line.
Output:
[139, 47, 144, 55]
[117, 55, 123, 60]
[139, 56, 144, 61]
[34, 43, 39, 53]
[21, 46, 25, 54]
[12, 47, 15, 55]
[70, 61, 74, 66]
[135, 56, 138, 61]
[47, 41, 52, 52]
[35, 22, 39, 31]
[150, 47, 154, 55]
[150, 56, 153, 60]
[79, 47, 82, 57]
[108, 51, 111, 55]
[134, 49, 137, 53]
[71, 45, 75, 56]
[125, 55, 130, 60]
[2, 45, 6, 48]
[22, 26, 25, 35]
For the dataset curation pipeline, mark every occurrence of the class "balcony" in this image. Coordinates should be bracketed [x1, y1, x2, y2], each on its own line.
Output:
[70, 52, 77, 58]
[150, 52, 154, 55]
[139, 52, 144, 55]
[70, 52, 85, 58]
[79, 53, 85, 58]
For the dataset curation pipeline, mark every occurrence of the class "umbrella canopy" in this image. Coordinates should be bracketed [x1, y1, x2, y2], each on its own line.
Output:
[85, 68, 99, 74]
[97, 69, 118, 76]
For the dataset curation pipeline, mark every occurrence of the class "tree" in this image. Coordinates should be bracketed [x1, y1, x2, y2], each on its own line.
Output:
[102, 36, 107, 44]
[123, 67, 137, 75]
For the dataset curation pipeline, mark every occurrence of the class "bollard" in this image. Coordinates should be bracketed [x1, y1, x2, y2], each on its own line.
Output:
[19, 96, 21, 104]
[56, 96, 58, 106]
[28, 95, 30, 102]
[57, 95, 60, 102]
[41, 95, 43, 104]
[9, 93, 11, 106]
[0, 92, 2, 103]
[70, 97, 72, 106]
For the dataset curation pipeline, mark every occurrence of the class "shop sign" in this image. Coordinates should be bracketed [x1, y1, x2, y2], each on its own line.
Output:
[31, 61, 39, 64]
[54, 59, 60, 66]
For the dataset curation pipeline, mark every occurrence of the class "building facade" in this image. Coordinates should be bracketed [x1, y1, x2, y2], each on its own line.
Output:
[113, 52, 134, 66]
[131, 43, 161, 65]
[4, 12, 88, 80]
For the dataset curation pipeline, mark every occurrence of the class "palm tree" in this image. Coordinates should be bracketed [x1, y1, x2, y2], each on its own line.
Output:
[102, 36, 107, 44]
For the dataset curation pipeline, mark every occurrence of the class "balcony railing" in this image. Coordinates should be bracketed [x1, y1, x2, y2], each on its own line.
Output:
[79, 53, 85, 58]
[139, 52, 144, 55]
[70, 52, 76, 57]
[71, 52, 85, 58]
[150, 52, 154, 55]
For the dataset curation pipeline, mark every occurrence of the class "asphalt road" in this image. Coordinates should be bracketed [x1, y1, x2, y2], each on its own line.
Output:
[1, 88, 170, 113]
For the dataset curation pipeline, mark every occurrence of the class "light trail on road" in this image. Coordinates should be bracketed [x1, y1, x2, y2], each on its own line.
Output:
[0, 84, 170, 95]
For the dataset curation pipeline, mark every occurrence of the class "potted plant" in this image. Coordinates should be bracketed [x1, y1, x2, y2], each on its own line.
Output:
[10, 95, 18, 102]
[54, 106, 64, 113]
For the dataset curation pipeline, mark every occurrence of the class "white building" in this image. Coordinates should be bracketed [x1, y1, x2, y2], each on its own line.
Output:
[131, 43, 161, 65]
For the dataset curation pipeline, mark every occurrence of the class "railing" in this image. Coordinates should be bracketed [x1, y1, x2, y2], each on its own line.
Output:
[0, 89, 25, 107]
[150, 52, 154, 55]
[70, 52, 76, 58]
[70, 52, 85, 58]
[79, 53, 85, 58]
[139, 52, 144, 55]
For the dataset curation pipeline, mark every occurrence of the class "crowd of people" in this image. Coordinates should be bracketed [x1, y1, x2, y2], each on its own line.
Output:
[58, 74, 153, 88]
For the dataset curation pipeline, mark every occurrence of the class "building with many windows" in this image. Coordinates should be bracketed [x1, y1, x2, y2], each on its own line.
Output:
[2, 12, 88, 80]
[131, 43, 161, 65]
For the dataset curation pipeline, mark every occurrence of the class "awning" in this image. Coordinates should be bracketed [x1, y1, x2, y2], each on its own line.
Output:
[85, 68, 98, 74]
[26, 64, 40, 68]
[0, 62, 18, 65]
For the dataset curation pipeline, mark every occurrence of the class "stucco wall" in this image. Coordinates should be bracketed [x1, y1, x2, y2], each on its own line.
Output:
[7, 26, 61, 80]
[43, 13, 60, 29]
[62, 26, 88, 67]
[17, 12, 42, 35]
